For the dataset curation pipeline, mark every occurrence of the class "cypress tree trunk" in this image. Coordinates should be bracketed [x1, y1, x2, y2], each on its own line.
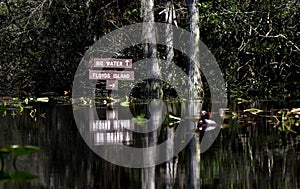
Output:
[141, 1, 158, 189]
[186, 1, 201, 188]
[164, 1, 179, 188]
[186, 0, 203, 100]
[165, 0, 174, 78]
[141, 0, 163, 100]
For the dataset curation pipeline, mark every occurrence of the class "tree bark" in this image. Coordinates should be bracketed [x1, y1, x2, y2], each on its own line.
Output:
[141, 1, 158, 188]
[141, 0, 162, 99]
[164, 2, 178, 188]
[186, 0, 203, 99]
[186, 1, 201, 188]
[165, 0, 174, 77]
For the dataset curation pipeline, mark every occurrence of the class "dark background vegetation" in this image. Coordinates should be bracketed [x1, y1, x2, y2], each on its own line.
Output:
[0, 0, 299, 100]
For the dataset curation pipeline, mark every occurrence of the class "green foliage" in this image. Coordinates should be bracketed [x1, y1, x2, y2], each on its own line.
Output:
[274, 108, 300, 132]
[0, 0, 141, 96]
[0, 0, 299, 101]
[197, 0, 300, 100]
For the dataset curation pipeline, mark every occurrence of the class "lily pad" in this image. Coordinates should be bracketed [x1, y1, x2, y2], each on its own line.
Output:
[36, 97, 49, 103]
[8, 145, 40, 157]
[243, 108, 263, 115]
[0, 171, 38, 182]
[9, 171, 38, 182]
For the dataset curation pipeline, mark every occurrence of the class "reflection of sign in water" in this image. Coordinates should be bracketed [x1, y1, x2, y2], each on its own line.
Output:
[91, 120, 134, 145]
[91, 120, 133, 131]
[106, 108, 118, 119]
[94, 132, 132, 145]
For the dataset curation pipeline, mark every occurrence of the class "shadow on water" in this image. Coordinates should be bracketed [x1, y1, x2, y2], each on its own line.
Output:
[0, 100, 299, 188]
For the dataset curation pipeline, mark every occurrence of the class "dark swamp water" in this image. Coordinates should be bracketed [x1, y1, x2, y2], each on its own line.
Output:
[1, 100, 300, 189]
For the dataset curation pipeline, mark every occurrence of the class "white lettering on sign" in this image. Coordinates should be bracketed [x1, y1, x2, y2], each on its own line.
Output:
[89, 70, 134, 80]
[93, 58, 132, 68]
[95, 61, 104, 67]
[113, 73, 131, 79]
[91, 72, 111, 80]
[107, 61, 123, 67]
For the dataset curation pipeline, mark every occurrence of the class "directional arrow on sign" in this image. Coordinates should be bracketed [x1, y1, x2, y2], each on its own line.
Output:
[106, 80, 118, 90]
[125, 59, 130, 67]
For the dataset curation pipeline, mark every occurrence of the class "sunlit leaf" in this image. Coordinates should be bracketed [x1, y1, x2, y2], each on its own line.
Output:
[132, 114, 148, 124]
[24, 98, 29, 105]
[120, 96, 130, 107]
[29, 109, 36, 118]
[291, 108, 300, 114]
[120, 101, 130, 107]
[36, 97, 49, 103]
[243, 108, 263, 115]
[168, 114, 181, 121]
[236, 98, 252, 104]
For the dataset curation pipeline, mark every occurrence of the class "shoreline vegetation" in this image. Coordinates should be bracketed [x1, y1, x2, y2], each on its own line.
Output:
[0, 0, 299, 100]
[1, 95, 300, 133]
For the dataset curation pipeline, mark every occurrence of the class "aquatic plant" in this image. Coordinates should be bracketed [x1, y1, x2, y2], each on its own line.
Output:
[274, 108, 300, 133]
[132, 114, 149, 124]
[0, 145, 39, 182]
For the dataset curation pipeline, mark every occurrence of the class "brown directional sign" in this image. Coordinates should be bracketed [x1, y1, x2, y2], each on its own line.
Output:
[89, 70, 134, 80]
[93, 58, 132, 68]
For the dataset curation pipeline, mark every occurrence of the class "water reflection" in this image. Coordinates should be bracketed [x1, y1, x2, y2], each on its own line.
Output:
[91, 119, 133, 145]
[0, 102, 299, 188]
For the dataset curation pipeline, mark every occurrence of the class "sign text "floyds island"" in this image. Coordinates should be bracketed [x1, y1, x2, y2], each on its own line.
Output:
[89, 70, 134, 80]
